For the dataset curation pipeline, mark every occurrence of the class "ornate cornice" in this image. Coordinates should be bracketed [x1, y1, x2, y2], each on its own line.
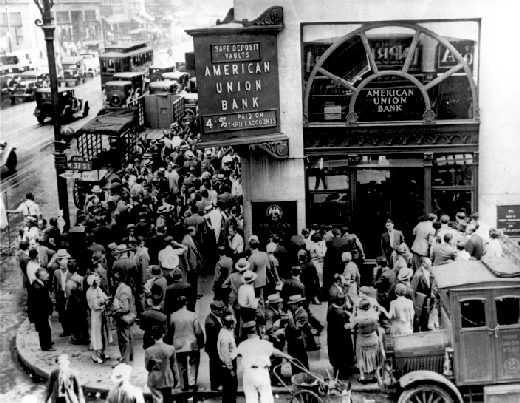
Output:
[249, 139, 289, 159]
[242, 6, 283, 27]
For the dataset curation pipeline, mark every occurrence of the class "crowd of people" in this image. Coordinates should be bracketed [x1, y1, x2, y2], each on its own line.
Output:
[10, 113, 506, 402]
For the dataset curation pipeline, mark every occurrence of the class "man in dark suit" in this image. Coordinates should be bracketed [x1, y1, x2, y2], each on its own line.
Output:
[204, 300, 225, 391]
[323, 228, 349, 297]
[431, 233, 458, 266]
[281, 267, 306, 304]
[32, 268, 55, 351]
[163, 268, 196, 316]
[466, 223, 484, 260]
[380, 219, 405, 264]
[140, 285, 168, 350]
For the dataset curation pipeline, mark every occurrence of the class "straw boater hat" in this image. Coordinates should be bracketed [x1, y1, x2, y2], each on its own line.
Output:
[91, 185, 103, 194]
[241, 270, 258, 284]
[111, 363, 133, 384]
[205, 150, 213, 157]
[288, 294, 306, 304]
[180, 144, 189, 151]
[56, 249, 71, 260]
[267, 293, 283, 304]
[157, 205, 173, 213]
[398, 267, 413, 282]
[242, 321, 257, 332]
[87, 274, 99, 287]
[115, 244, 128, 253]
[248, 235, 259, 243]
[235, 258, 250, 272]
[210, 300, 225, 311]
[185, 150, 195, 159]
[108, 242, 117, 251]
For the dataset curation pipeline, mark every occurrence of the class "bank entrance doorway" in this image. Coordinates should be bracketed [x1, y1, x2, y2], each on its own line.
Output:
[307, 155, 425, 260]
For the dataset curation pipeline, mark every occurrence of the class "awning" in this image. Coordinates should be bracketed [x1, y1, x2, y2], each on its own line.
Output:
[102, 15, 130, 25]
[132, 16, 147, 25]
[197, 133, 289, 159]
[139, 11, 155, 22]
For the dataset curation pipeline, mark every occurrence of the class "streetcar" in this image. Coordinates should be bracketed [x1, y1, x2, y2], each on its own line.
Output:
[99, 41, 153, 88]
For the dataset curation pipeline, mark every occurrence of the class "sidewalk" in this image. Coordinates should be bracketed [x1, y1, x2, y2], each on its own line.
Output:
[16, 275, 380, 399]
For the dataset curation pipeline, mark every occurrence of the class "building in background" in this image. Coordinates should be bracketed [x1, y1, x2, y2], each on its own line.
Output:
[188, 0, 520, 255]
[52, 0, 102, 44]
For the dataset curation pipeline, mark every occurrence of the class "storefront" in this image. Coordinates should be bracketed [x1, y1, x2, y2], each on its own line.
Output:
[189, 1, 520, 258]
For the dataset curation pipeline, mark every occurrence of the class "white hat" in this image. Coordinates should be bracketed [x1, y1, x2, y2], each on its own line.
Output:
[91, 185, 103, 194]
[111, 363, 133, 384]
[241, 270, 258, 284]
[204, 204, 213, 212]
[341, 252, 352, 262]
[248, 235, 259, 243]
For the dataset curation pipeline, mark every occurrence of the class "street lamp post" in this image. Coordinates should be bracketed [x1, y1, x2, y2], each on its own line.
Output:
[33, 0, 70, 229]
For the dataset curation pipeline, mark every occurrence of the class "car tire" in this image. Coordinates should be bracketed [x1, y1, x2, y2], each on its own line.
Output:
[37, 116, 45, 124]
[110, 95, 122, 107]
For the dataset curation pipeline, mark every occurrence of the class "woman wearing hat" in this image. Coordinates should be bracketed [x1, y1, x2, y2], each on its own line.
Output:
[381, 283, 415, 336]
[86, 274, 112, 363]
[348, 298, 385, 385]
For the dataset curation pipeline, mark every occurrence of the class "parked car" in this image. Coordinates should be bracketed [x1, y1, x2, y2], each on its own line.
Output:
[59, 57, 86, 86]
[34, 88, 89, 124]
[112, 72, 146, 94]
[12, 70, 49, 102]
[162, 71, 190, 91]
[149, 81, 178, 95]
[104, 81, 134, 107]
[149, 64, 176, 82]
[0, 141, 17, 177]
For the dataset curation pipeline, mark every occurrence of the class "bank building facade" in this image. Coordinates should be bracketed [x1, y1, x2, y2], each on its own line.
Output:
[188, 0, 520, 259]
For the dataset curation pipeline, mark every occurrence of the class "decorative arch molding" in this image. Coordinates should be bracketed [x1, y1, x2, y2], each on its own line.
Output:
[303, 22, 479, 125]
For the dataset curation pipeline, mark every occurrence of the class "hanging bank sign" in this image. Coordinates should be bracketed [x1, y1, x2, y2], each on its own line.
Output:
[189, 29, 281, 138]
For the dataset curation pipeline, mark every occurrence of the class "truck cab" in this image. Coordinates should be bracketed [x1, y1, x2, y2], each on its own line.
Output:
[104, 81, 134, 107]
[162, 71, 190, 91]
[113, 71, 145, 95]
[149, 81, 178, 95]
[60, 56, 86, 86]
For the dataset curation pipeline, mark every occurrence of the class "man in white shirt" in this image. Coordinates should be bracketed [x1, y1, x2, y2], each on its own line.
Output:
[158, 236, 187, 271]
[233, 321, 291, 403]
[23, 217, 40, 243]
[10, 193, 42, 221]
[204, 204, 223, 243]
[218, 315, 238, 403]
[228, 226, 244, 258]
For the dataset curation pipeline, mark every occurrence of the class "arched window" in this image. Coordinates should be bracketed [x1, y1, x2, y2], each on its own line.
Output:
[303, 22, 479, 124]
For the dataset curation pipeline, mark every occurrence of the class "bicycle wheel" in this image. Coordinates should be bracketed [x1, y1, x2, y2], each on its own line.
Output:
[290, 390, 322, 403]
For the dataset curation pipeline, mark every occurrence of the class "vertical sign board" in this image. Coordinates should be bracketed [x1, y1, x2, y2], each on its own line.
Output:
[252, 201, 297, 245]
[497, 205, 520, 237]
[192, 32, 280, 141]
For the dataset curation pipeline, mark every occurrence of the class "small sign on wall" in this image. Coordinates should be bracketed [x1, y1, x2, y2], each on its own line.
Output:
[497, 205, 520, 237]
[252, 201, 297, 245]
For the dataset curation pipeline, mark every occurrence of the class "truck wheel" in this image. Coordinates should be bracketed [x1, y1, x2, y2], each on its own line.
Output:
[398, 384, 455, 403]
[37, 116, 45, 124]
[82, 101, 89, 117]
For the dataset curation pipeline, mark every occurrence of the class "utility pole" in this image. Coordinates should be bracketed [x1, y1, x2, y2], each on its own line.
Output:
[33, 0, 70, 229]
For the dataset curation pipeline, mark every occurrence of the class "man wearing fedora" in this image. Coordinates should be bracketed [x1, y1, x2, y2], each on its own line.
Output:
[222, 258, 249, 335]
[286, 294, 310, 373]
[181, 225, 202, 296]
[205, 300, 225, 391]
[234, 320, 292, 403]
[107, 363, 145, 403]
[237, 269, 259, 339]
[165, 296, 204, 392]
[163, 268, 196, 316]
[113, 244, 142, 312]
[140, 284, 168, 350]
[51, 249, 73, 337]
[264, 293, 288, 385]
[32, 268, 56, 351]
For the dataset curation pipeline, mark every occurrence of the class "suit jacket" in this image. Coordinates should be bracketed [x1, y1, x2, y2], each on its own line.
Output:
[181, 235, 200, 273]
[52, 268, 72, 298]
[281, 278, 306, 303]
[163, 280, 195, 316]
[140, 308, 168, 350]
[145, 340, 177, 388]
[381, 230, 405, 261]
[222, 272, 243, 308]
[113, 257, 141, 294]
[45, 368, 85, 403]
[248, 249, 269, 288]
[114, 283, 135, 320]
[166, 306, 204, 352]
[32, 280, 53, 319]
[431, 243, 457, 266]
[204, 312, 222, 357]
[411, 221, 435, 256]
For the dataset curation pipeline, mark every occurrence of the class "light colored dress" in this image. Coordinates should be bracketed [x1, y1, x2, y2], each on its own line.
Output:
[87, 286, 110, 351]
[388, 296, 414, 336]
[343, 262, 360, 301]
[351, 310, 383, 373]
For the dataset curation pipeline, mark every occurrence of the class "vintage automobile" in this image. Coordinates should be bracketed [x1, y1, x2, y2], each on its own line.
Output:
[149, 64, 176, 82]
[59, 56, 86, 86]
[162, 71, 190, 91]
[148, 81, 178, 95]
[112, 71, 146, 94]
[34, 88, 89, 124]
[360, 256, 520, 403]
[104, 81, 135, 107]
[0, 141, 17, 177]
[79, 52, 100, 77]
[12, 70, 49, 102]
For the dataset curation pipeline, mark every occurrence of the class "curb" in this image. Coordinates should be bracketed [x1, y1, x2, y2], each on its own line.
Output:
[16, 318, 382, 399]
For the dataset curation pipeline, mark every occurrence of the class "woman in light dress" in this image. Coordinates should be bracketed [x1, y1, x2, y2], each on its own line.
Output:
[342, 252, 360, 302]
[86, 274, 112, 364]
[308, 233, 326, 290]
[381, 283, 415, 336]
